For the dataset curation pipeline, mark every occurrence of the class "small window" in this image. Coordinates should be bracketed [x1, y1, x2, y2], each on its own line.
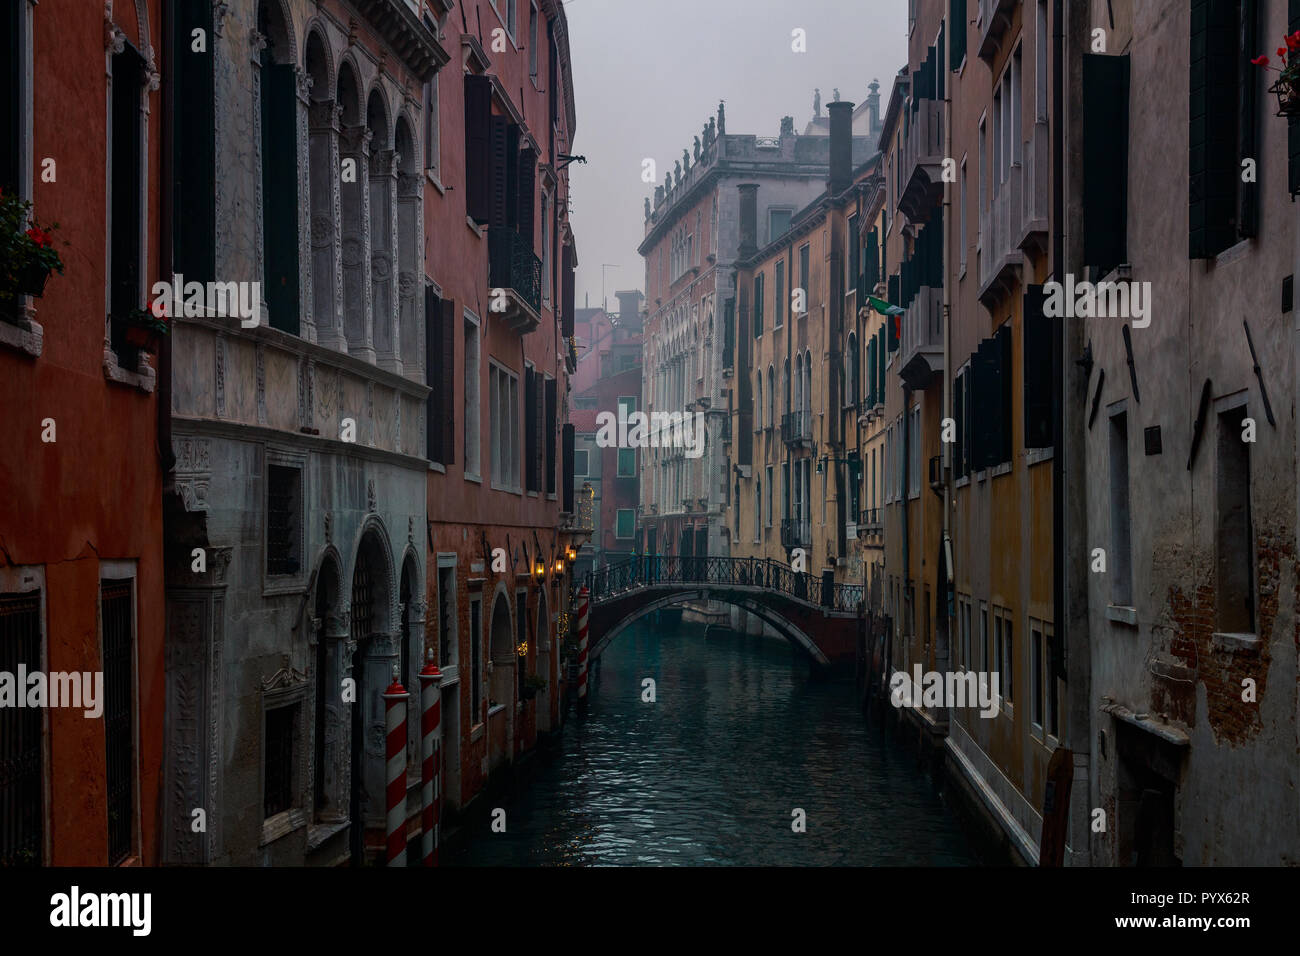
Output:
[263, 703, 298, 818]
[574, 448, 589, 476]
[615, 509, 635, 539]
[437, 563, 457, 669]
[266, 465, 302, 576]
[617, 448, 635, 477]
[769, 209, 792, 243]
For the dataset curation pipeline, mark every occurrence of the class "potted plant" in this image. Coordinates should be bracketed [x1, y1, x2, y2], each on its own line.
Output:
[521, 674, 548, 701]
[118, 305, 171, 353]
[1252, 31, 1300, 116]
[0, 189, 63, 309]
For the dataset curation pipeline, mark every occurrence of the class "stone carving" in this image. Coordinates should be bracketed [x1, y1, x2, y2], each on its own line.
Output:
[367, 478, 376, 512]
[311, 214, 332, 246]
[255, 343, 267, 425]
[212, 1, 229, 38]
[694, 136, 701, 162]
[263, 664, 309, 692]
[324, 512, 332, 543]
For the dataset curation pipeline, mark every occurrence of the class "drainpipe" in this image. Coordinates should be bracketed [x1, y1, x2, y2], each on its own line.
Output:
[157, 0, 175, 478]
[901, 383, 911, 664]
[941, 16, 953, 717]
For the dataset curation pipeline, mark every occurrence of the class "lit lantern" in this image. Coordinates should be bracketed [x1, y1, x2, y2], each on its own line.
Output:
[554, 560, 565, 575]
[566, 546, 577, 562]
[533, 560, 545, 578]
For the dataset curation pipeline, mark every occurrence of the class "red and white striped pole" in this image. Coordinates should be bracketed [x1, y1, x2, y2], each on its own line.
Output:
[576, 586, 590, 713]
[418, 652, 443, 867]
[383, 666, 409, 867]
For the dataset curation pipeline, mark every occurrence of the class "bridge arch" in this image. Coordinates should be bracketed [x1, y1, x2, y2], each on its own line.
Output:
[588, 592, 831, 666]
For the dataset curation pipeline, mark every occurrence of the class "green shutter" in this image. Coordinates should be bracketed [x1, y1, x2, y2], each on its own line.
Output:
[1238, 0, 1258, 236]
[954, 369, 966, 478]
[997, 323, 1013, 464]
[1191, 0, 1243, 257]
[1023, 285, 1053, 449]
[1082, 54, 1129, 273]
[950, 0, 967, 70]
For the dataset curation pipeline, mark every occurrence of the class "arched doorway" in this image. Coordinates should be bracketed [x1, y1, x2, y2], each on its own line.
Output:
[348, 530, 391, 865]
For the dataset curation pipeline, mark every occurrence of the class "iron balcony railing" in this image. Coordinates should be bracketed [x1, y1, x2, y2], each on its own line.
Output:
[780, 410, 812, 447]
[488, 227, 542, 317]
[584, 554, 863, 612]
[780, 517, 810, 550]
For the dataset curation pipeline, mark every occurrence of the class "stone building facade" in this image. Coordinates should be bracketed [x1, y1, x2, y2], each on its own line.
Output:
[639, 98, 880, 614]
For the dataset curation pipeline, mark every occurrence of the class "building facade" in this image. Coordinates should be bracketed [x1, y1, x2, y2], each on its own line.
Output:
[1068, 0, 1300, 865]
[158, 0, 580, 865]
[640, 97, 881, 615]
[0, 0, 166, 867]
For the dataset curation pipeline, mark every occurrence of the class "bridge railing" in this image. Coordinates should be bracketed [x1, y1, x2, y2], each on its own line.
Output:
[584, 555, 865, 613]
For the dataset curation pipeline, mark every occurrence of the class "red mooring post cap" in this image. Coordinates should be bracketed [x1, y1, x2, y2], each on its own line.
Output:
[419, 661, 443, 680]
[383, 679, 408, 697]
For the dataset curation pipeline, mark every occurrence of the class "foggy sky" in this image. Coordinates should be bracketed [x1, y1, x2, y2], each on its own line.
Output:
[564, 0, 907, 313]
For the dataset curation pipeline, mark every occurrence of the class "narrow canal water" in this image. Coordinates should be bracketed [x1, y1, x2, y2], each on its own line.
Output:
[449, 615, 979, 866]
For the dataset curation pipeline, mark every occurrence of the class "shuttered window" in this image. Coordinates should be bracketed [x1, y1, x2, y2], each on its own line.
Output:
[1082, 54, 1129, 273]
[1, 0, 21, 194]
[561, 243, 575, 337]
[173, 0, 216, 282]
[464, 74, 492, 224]
[545, 377, 557, 494]
[996, 323, 1013, 464]
[1190, 0, 1251, 257]
[1290, 1, 1300, 194]
[1023, 285, 1053, 449]
[518, 146, 536, 249]
[561, 424, 575, 513]
[737, 293, 753, 466]
[753, 273, 764, 337]
[102, 580, 134, 865]
[110, 45, 145, 358]
[954, 369, 967, 478]
[950, 0, 967, 69]
[0, 591, 42, 866]
[425, 292, 456, 466]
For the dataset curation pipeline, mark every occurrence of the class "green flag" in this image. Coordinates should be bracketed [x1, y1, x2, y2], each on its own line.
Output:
[867, 295, 904, 317]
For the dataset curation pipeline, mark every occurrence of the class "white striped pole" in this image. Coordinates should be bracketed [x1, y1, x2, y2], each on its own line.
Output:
[576, 586, 590, 713]
[383, 666, 409, 867]
[418, 652, 443, 867]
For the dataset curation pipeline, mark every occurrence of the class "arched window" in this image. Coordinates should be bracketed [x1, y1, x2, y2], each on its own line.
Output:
[304, 30, 340, 348]
[337, 61, 367, 356]
[395, 116, 421, 377]
[367, 88, 396, 369]
[767, 363, 775, 427]
[848, 332, 859, 407]
[793, 352, 803, 429]
[756, 370, 763, 430]
[257, 0, 300, 334]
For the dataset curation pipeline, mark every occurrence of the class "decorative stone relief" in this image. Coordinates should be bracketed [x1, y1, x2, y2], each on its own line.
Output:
[255, 343, 267, 425]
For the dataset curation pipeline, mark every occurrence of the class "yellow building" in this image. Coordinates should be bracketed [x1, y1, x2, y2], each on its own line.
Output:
[726, 103, 881, 613]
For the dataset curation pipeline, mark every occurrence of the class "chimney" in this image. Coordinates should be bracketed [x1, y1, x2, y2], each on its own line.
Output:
[828, 100, 854, 196]
[737, 184, 759, 259]
[867, 79, 881, 135]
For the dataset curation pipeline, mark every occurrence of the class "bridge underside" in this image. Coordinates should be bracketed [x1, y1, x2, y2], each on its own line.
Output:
[588, 584, 860, 668]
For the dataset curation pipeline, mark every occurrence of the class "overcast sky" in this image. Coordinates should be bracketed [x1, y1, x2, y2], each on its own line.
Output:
[564, 0, 907, 313]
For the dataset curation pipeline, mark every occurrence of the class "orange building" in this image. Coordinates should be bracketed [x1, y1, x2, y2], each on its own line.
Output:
[0, 0, 166, 866]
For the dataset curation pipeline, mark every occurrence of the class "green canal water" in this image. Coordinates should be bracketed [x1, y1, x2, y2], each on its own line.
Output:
[448, 616, 979, 866]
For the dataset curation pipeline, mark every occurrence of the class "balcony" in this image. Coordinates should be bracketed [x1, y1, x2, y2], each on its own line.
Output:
[488, 227, 542, 332]
[858, 507, 883, 538]
[899, 97, 944, 223]
[781, 410, 813, 449]
[978, 156, 1025, 306]
[976, 0, 1017, 63]
[898, 285, 943, 390]
[1019, 121, 1049, 255]
[780, 518, 810, 550]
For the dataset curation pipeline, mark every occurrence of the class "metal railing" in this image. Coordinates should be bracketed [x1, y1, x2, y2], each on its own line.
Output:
[780, 410, 812, 446]
[978, 153, 1024, 292]
[488, 227, 542, 317]
[780, 517, 810, 549]
[585, 554, 864, 612]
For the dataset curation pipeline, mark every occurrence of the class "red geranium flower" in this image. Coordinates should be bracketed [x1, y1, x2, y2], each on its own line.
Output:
[1253, 55, 1271, 66]
[25, 226, 52, 248]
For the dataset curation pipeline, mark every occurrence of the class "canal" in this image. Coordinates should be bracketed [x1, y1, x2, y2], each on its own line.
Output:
[448, 615, 980, 866]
